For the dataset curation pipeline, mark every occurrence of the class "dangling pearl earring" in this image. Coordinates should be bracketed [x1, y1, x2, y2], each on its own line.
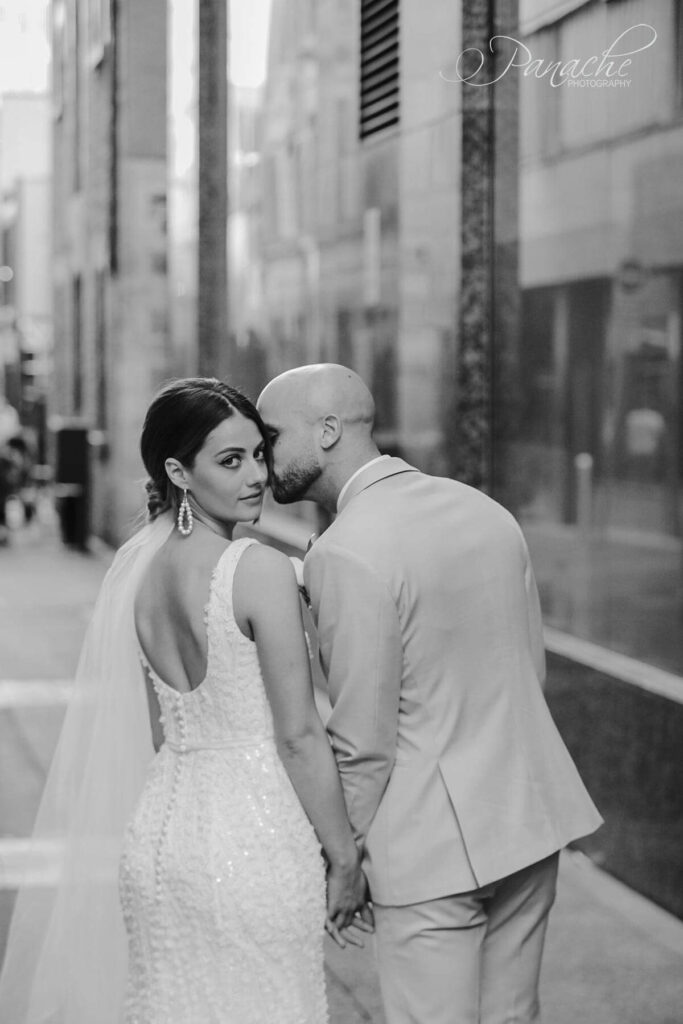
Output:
[176, 487, 193, 536]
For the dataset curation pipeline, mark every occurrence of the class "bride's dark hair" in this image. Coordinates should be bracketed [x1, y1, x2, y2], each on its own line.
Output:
[140, 377, 271, 520]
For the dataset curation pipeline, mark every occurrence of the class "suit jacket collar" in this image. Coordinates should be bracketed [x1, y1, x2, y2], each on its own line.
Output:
[336, 457, 418, 514]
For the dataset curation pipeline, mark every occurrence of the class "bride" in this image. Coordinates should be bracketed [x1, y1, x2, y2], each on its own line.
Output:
[0, 377, 371, 1024]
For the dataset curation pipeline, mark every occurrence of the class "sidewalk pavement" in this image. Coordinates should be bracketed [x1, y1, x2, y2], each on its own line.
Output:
[1, 518, 682, 1022]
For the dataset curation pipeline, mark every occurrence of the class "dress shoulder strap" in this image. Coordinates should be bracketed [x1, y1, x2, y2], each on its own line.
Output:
[208, 537, 259, 620]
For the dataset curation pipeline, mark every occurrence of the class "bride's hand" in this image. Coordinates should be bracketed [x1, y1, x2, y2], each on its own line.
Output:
[325, 861, 374, 948]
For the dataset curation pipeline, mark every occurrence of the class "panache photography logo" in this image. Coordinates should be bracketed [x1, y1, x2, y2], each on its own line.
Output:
[441, 23, 657, 89]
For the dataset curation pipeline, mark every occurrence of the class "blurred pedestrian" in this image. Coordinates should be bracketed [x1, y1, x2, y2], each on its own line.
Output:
[0, 438, 22, 544]
[258, 363, 604, 1024]
[0, 396, 19, 443]
[5, 434, 36, 523]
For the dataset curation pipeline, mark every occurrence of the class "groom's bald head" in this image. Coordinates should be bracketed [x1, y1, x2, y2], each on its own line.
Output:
[257, 364, 379, 506]
[259, 363, 375, 430]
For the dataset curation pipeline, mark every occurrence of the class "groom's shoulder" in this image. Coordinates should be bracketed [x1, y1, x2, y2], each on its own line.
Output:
[394, 467, 517, 516]
[328, 471, 517, 550]
[340, 466, 498, 518]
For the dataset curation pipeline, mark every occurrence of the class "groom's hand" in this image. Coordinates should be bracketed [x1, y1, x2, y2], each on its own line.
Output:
[325, 868, 374, 949]
[336, 897, 375, 949]
[326, 904, 374, 949]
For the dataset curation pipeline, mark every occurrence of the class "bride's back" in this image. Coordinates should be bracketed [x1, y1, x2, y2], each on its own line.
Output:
[134, 533, 232, 694]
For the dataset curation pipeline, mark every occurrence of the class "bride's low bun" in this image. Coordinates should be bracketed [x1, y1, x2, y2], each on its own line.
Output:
[145, 478, 169, 521]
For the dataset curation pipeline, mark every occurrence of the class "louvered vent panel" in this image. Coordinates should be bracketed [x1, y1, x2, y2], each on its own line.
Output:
[360, 0, 399, 140]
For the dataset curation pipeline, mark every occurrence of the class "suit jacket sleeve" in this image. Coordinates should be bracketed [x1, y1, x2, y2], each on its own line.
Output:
[305, 541, 403, 844]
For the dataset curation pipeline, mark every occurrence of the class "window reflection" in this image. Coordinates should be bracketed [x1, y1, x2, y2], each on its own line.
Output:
[514, 2, 683, 674]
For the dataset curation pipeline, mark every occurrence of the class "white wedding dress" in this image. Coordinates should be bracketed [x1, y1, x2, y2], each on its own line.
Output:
[119, 538, 329, 1024]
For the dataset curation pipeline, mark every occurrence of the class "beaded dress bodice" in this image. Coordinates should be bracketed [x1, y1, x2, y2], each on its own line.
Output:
[119, 539, 328, 1024]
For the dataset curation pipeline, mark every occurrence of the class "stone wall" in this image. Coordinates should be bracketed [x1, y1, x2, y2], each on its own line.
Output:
[546, 651, 683, 920]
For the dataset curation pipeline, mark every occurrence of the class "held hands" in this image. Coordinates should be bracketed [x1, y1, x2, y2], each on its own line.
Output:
[324, 854, 374, 949]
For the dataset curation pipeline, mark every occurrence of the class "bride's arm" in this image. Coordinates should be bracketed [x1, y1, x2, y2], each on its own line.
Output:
[233, 543, 369, 940]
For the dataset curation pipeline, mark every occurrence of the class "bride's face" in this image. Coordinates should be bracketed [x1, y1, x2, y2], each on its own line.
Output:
[181, 414, 268, 527]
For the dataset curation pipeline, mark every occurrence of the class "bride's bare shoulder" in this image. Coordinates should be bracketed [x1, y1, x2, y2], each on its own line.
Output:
[234, 542, 298, 611]
[238, 541, 294, 579]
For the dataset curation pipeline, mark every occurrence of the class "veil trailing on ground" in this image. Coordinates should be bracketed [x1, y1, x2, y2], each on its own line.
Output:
[0, 513, 173, 1023]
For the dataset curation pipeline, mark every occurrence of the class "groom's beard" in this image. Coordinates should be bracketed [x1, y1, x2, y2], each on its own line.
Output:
[271, 458, 322, 504]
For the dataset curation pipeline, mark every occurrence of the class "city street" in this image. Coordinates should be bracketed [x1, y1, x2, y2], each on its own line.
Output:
[1, 515, 682, 1022]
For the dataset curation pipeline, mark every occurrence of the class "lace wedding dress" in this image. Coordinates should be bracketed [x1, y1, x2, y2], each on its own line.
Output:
[119, 538, 329, 1024]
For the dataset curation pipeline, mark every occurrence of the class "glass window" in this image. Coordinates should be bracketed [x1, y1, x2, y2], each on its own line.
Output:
[502, 5, 683, 675]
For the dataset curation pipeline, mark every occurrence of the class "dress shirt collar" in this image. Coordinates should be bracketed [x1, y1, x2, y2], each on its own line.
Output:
[336, 455, 391, 512]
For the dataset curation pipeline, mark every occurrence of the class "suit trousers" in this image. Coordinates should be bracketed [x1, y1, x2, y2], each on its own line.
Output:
[372, 852, 560, 1024]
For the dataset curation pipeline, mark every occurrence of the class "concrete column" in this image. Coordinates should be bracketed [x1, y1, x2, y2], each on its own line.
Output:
[198, 0, 228, 377]
[490, 1, 521, 509]
[168, 0, 228, 378]
[450, 0, 519, 495]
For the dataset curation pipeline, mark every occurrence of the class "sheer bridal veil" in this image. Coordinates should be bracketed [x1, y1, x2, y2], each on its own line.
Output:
[0, 514, 173, 1023]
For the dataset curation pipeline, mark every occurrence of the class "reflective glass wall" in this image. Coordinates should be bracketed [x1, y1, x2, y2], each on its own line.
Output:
[508, 2, 683, 676]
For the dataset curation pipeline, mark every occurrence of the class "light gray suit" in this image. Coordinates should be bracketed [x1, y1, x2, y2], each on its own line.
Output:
[304, 458, 602, 1023]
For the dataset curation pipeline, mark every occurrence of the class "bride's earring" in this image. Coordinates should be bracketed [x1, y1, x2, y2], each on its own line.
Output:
[176, 487, 193, 536]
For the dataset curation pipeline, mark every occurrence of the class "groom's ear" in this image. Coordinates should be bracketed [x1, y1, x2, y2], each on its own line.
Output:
[319, 414, 342, 450]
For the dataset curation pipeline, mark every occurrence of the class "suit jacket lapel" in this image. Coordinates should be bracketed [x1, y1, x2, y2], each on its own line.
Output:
[337, 457, 419, 514]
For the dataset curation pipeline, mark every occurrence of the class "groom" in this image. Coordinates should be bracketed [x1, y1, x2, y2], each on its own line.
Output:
[257, 365, 602, 1024]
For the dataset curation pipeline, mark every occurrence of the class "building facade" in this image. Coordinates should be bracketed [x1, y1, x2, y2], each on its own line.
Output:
[51, 0, 233, 542]
[0, 94, 52, 455]
[244, 0, 463, 472]
[51, 0, 168, 542]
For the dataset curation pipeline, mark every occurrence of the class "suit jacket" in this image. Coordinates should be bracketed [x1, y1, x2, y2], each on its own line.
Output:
[304, 458, 602, 907]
